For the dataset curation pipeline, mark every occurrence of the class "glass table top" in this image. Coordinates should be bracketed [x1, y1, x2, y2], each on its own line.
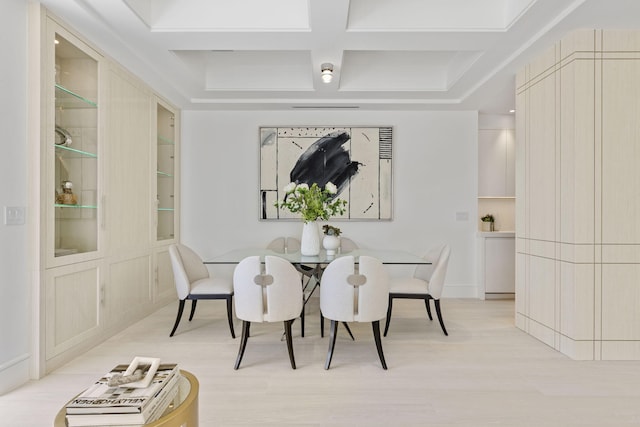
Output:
[205, 248, 430, 265]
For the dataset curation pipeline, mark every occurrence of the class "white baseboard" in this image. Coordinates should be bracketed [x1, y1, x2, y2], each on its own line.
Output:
[442, 283, 478, 299]
[0, 353, 30, 396]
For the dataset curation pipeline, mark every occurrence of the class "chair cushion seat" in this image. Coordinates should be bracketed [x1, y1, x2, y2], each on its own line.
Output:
[389, 277, 429, 295]
[190, 277, 233, 295]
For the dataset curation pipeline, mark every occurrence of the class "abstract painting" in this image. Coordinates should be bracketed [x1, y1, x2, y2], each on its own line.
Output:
[260, 126, 392, 220]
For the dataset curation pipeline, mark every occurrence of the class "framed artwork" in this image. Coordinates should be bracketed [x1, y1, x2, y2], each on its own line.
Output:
[260, 126, 392, 220]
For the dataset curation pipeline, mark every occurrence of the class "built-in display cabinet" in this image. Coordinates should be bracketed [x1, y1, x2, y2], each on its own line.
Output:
[49, 25, 102, 264]
[33, 8, 180, 375]
[155, 101, 177, 242]
[152, 99, 180, 303]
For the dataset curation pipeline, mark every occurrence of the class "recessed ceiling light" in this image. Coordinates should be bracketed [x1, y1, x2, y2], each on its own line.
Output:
[509, 109, 516, 113]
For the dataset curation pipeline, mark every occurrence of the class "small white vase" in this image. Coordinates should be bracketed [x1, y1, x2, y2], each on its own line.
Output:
[300, 221, 320, 256]
[481, 221, 495, 232]
[323, 235, 340, 256]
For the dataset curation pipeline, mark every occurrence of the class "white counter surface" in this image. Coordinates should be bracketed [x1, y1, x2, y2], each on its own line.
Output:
[477, 231, 515, 237]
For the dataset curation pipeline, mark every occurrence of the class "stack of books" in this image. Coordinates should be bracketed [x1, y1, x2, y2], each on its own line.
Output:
[65, 361, 180, 426]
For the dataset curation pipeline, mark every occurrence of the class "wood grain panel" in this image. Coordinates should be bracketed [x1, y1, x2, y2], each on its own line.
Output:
[527, 73, 556, 242]
[560, 58, 595, 244]
[45, 262, 101, 359]
[106, 255, 151, 322]
[106, 66, 151, 253]
[601, 59, 640, 244]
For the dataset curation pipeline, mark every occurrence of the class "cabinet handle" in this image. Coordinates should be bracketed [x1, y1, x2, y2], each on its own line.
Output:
[100, 283, 105, 304]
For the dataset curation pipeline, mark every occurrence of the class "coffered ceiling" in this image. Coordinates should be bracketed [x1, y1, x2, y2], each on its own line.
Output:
[40, 0, 640, 112]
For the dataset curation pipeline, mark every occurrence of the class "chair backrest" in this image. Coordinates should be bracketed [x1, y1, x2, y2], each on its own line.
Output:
[285, 237, 301, 252]
[413, 245, 442, 282]
[339, 237, 359, 252]
[267, 237, 301, 253]
[414, 245, 450, 299]
[320, 256, 389, 323]
[169, 244, 210, 300]
[266, 237, 285, 252]
[233, 256, 303, 323]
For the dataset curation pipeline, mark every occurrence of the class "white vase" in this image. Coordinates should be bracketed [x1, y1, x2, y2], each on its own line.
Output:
[323, 235, 340, 256]
[300, 221, 320, 256]
[481, 221, 495, 232]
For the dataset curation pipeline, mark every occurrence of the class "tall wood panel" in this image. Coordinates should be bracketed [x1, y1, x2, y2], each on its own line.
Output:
[517, 29, 640, 360]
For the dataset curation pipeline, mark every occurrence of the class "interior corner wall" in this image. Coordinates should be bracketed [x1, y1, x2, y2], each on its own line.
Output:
[180, 110, 479, 297]
[516, 29, 640, 360]
[0, 1, 31, 394]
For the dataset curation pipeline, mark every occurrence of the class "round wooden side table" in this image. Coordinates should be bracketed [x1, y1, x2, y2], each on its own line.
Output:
[54, 370, 199, 427]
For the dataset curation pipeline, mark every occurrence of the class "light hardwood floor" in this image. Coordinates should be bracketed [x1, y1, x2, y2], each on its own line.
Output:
[3, 297, 640, 426]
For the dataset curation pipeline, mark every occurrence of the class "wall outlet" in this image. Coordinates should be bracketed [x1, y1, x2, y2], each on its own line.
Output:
[5, 206, 25, 225]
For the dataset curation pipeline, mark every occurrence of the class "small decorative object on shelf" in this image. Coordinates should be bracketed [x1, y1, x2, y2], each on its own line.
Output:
[56, 180, 78, 205]
[55, 125, 72, 146]
[322, 224, 341, 256]
[481, 214, 495, 232]
[275, 182, 347, 256]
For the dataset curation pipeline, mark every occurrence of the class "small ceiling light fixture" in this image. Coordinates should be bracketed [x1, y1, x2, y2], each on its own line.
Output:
[321, 63, 333, 83]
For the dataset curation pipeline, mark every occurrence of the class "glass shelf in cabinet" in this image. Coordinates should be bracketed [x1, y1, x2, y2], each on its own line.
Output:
[158, 136, 175, 145]
[157, 171, 173, 178]
[158, 208, 175, 212]
[55, 144, 97, 158]
[55, 204, 98, 209]
[55, 84, 97, 109]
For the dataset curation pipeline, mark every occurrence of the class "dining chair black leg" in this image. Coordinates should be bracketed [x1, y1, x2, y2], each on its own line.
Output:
[325, 320, 339, 370]
[320, 312, 324, 337]
[383, 296, 393, 337]
[284, 320, 297, 369]
[234, 320, 251, 370]
[342, 322, 355, 340]
[300, 306, 305, 338]
[424, 297, 433, 321]
[188, 299, 198, 321]
[372, 320, 387, 370]
[226, 296, 236, 339]
[433, 299, 448, 336]
[169, 300, 186, 337]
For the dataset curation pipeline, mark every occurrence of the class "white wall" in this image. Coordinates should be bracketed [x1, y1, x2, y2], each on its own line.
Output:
[181, 110, 479, 296]
[0, 0, 30, 394]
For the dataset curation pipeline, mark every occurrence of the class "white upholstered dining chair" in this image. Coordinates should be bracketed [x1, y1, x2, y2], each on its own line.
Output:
[319, 236, 359, 338]
[233, 255, 303, 369]
[168, 244, 235, 338]
[266, 237, 309, 336]
[383, 245, 451, 337]
[320, 255, 390, 370]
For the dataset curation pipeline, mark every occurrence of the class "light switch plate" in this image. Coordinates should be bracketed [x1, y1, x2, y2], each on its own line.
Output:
[5, 206, 25, 225]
